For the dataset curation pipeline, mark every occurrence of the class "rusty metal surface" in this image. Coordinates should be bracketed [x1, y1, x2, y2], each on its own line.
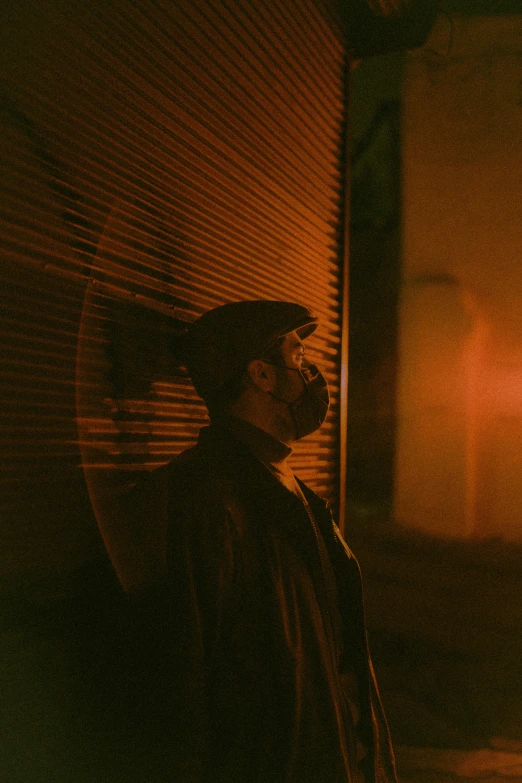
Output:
[0, 0, 347, 579]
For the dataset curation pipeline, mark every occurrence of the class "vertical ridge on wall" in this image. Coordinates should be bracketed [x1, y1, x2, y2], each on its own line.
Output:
[0, 0, 346, 582]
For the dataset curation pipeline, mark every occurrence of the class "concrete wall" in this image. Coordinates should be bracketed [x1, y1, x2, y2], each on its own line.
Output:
[350, 527, 522, 747]
[395, 16, 522, 541]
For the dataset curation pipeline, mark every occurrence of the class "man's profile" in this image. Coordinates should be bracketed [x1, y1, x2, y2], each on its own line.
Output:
[123, 299, 397, 783]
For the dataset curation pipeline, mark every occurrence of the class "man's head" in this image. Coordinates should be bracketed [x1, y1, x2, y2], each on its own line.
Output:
[183, 300, 329, 443]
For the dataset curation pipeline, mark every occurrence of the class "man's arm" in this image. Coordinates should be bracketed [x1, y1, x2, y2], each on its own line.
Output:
[120, 476, 236, 782]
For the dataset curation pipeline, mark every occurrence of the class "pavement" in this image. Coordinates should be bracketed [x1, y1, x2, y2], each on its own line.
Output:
[397, 740, 522, 783]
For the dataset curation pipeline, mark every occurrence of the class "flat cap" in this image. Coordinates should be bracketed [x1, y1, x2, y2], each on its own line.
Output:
[184, 300, 318, 401]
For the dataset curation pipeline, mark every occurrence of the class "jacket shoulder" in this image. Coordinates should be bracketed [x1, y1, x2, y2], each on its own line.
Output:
[154, 442, 249, 546]
[166, 442, 235, 502]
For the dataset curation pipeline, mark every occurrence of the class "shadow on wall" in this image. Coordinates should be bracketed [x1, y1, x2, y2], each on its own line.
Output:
[0, 556, 135, 783]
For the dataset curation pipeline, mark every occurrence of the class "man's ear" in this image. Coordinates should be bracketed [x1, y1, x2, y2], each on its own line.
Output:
[246, 359, 275, 392]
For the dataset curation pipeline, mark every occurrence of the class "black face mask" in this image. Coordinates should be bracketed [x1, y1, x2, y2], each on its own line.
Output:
[266, 360, 330, 439]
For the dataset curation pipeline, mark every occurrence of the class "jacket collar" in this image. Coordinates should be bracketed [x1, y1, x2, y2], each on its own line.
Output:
[197, 423, 332, 531]
[211, 415, 293, 466]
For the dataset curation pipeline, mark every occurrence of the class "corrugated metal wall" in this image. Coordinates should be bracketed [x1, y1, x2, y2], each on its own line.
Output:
[0, 0, 347, 585]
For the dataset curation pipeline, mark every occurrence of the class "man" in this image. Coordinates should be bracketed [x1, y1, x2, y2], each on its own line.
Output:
[125, 299, 397, 783]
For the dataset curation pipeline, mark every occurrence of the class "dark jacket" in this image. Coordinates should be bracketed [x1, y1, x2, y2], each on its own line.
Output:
[124, 423, 397, 783]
